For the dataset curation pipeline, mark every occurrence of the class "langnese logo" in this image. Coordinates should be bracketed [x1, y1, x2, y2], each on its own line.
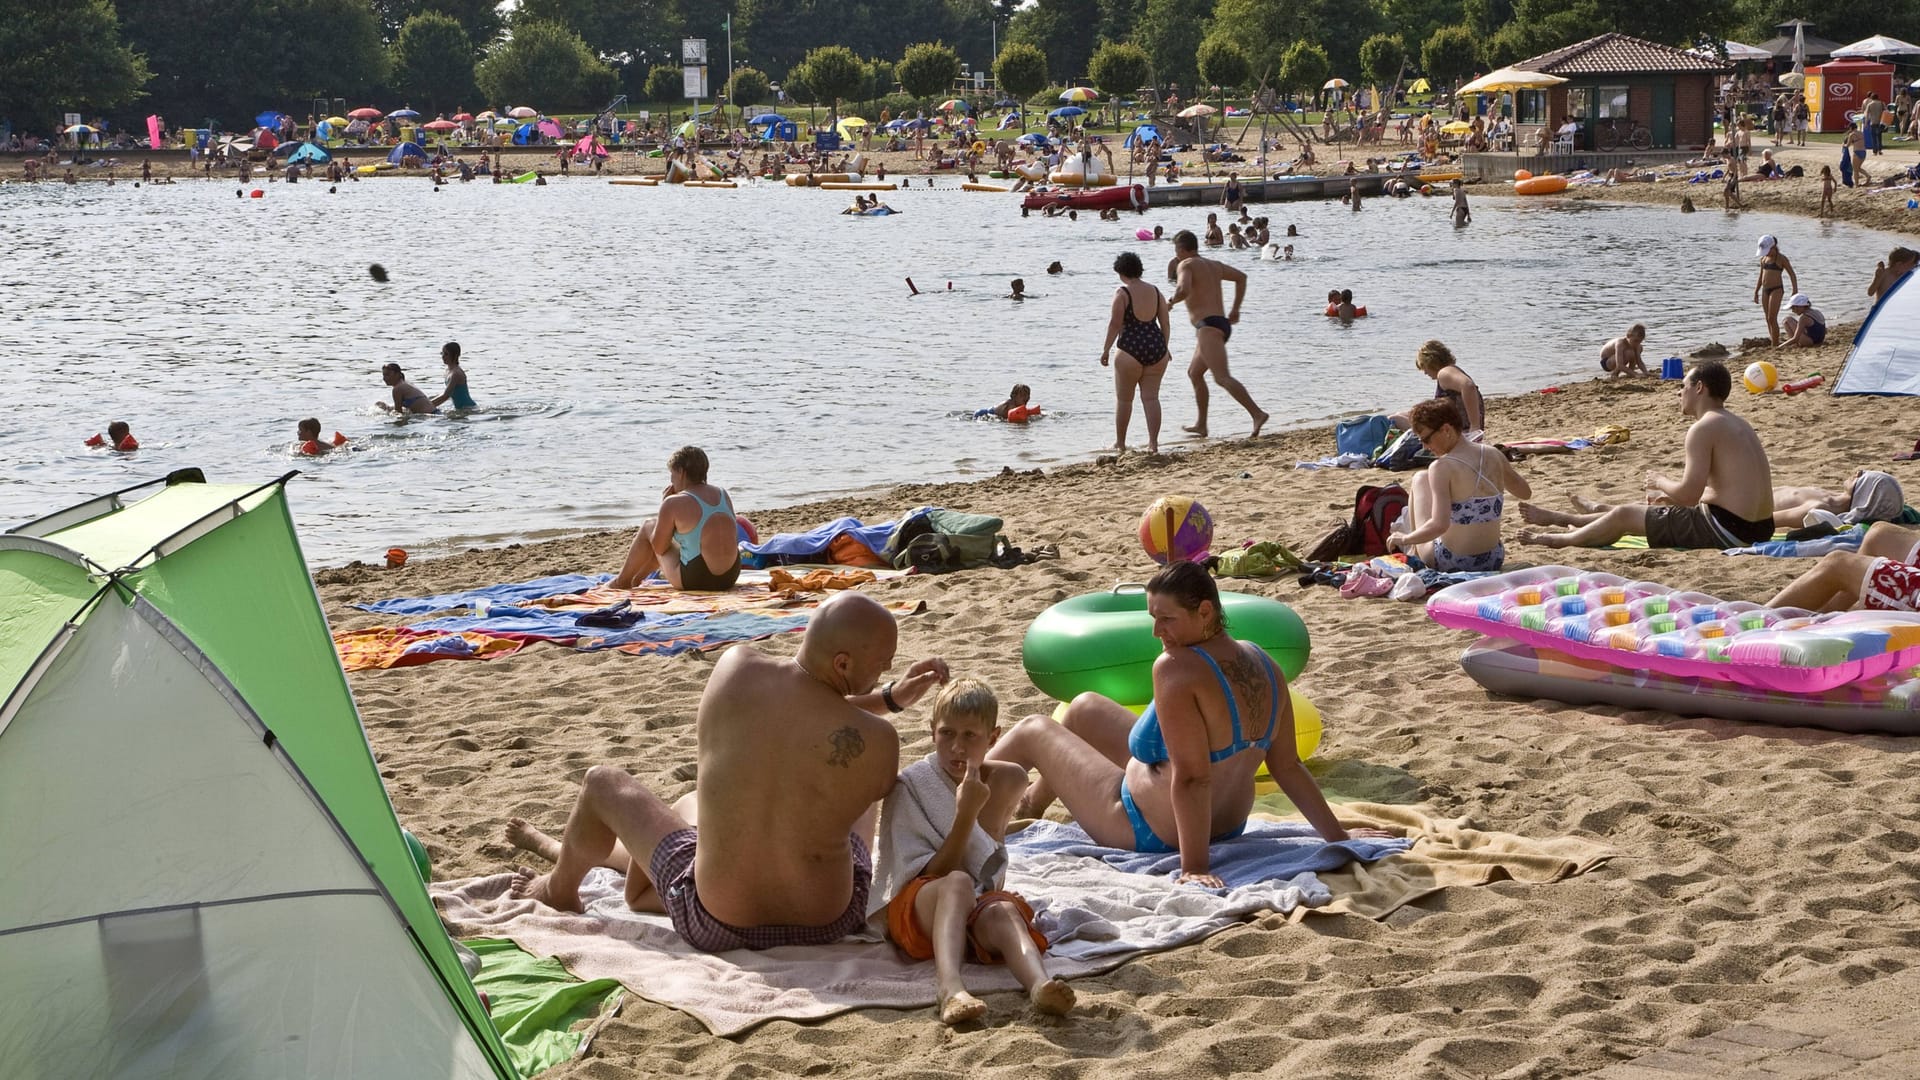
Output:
[1830, 82, 1855, 97]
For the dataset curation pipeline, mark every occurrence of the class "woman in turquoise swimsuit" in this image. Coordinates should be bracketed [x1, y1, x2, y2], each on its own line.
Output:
[608, 446, 743, 591]
[429, 341, 477, 410]
[986, 562, 1389, 886]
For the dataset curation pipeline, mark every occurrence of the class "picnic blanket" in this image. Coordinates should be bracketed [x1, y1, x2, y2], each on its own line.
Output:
[332, 628, 538, 671]
[433, 805, 1607, 1035]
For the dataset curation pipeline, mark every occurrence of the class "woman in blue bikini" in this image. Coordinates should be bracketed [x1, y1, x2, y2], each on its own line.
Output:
[987, 562, 1389, 887]
[608, 446, 743, 591]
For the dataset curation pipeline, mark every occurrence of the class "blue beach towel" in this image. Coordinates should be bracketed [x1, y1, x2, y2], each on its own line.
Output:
[357, 574, 609, 615]
[1006, 818, 1411, 891]
[740, 514, 914, 568]
[1723, 525, 1867, 558]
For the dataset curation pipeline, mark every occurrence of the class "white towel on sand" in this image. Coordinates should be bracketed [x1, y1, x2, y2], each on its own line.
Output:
[868, 754, 1006, 916]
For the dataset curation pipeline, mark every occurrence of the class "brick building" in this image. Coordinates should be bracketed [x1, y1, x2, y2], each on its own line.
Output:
[1514, 33, 1730, 150]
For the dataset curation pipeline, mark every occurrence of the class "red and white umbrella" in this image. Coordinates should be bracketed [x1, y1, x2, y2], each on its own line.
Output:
[452, 112, 474, 122]
[348, 107, 382, 120]
[508, 106, 538, 119]
[422, 119, 460, 132]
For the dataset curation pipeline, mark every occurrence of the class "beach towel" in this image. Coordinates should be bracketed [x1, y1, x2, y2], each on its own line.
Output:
[741, 516, 903, 568]
[468, 938, 622, 1076]
[1005, 819, 1411, 889]
[333, 628, 536, 671]
[871, 756, 1008, 917]
[1722, 525, 1866, 558]
[433, 805, 1603, 1034]
[578, 610, 813, 656]
[357, 574, 606, 615]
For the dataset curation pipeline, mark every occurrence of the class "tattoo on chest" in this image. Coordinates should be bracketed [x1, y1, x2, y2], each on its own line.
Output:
[827, 726, 865, 768]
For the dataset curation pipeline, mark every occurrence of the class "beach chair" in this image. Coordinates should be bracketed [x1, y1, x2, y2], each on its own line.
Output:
[1552, 126, 1576, 154]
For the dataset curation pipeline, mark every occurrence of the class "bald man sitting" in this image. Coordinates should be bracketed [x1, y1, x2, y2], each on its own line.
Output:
[511, 592, 949, 952]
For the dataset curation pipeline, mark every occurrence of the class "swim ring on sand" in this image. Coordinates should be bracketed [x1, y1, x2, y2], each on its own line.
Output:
[1023, 585, 1310, 705]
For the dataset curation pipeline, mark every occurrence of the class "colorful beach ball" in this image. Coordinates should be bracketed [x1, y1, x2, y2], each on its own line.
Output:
[1139, 496, 1213, 565]
[1743, 360, 1779, 394]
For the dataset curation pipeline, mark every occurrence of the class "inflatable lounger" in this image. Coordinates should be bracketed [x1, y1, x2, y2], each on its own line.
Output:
[1426, 565, 1920, 694]
[1461, 638, 1920, 735]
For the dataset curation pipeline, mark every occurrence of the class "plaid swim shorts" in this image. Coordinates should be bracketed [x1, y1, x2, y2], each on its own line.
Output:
[649, 827, 872, 952]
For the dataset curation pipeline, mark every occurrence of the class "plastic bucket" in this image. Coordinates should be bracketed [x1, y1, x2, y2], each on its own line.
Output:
[1662, 357, 1684, 380]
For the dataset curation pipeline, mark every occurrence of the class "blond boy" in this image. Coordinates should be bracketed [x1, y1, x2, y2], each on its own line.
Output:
[871, 679, 1075, 1024]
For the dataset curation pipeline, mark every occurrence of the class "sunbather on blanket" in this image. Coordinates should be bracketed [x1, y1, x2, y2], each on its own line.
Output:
[1767, 524, 1920, 611]
[871, 678, 1074, 1024]
[609, 446, 744, 591]
[508, 592, 950, 952]
[1771, 470, 1904, 529]
[1519, 362, 1775, 549]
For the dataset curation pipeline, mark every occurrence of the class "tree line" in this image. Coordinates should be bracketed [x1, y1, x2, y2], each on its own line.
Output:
[3, 0, 1917, 132]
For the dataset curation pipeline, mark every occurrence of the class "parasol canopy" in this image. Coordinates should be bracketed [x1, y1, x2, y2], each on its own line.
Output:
[1456, 67, 1569, 95]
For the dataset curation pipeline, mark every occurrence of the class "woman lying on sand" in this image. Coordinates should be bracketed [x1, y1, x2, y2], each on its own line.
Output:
[984, 563, 1391, 886]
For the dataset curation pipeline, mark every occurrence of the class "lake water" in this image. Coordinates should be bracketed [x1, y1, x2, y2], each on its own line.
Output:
[0, 177, 1895, 564]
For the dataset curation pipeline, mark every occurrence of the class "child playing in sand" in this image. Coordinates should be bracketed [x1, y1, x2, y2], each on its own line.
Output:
[1600, 324, 1648, 377]
[871, 679, 1074, 1024]
[993, 384, 1032, 419]
[85, 420, 138, 451]
[1820, 165, 1836, 217]
[296, 418, 350, 456]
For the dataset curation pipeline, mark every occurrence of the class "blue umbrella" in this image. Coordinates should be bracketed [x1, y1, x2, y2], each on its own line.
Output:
[389, 108, 420, 120]
[1016, 133, 1051, 147]
[749, 113, 787, 125]
[1048, 106, 1086, 120]
[994, 97, 1019, 107]
[899, 118, 933, 130]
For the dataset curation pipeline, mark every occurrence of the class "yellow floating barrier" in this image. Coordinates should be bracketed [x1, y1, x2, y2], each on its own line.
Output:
[1417, 170, 1464, 183]
[783, 172, 857, 186]
[1048, 172, 1118, 187]
[819, 182, 896, 190]
[962, 182, 1010, 192]
[682, 180, 737, 188]
[609, 178, 659, 186]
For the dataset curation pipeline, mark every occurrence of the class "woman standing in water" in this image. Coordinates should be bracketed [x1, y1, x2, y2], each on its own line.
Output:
[1098, 251, 1171, 454]
[430, 341, 477, 410]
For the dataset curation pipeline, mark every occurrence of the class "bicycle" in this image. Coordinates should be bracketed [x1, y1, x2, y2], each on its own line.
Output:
[1595, 116, 1652, 152]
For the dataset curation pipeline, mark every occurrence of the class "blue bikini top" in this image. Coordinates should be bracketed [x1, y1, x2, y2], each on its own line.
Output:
[1128, 646, 1279, 765]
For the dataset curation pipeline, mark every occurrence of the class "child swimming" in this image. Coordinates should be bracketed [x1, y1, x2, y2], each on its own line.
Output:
[430, 342, 476, 409]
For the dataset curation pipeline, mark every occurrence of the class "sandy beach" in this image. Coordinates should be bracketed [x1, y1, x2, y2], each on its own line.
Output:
[311, 289, 1920, 1078]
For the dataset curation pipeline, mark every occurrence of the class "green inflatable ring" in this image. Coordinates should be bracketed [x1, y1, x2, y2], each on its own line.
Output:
[402, 828, 432, 884]
[1022, 585, 1310, 704]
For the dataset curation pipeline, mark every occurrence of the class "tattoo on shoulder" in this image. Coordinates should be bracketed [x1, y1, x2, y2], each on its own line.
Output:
[827, 725, 865, 768]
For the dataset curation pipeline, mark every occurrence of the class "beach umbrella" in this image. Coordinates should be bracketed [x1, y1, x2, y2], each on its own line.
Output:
[749, 113, 787, 125]
[63, 124, 94, 134]
[452, 112, 474, 122]
[900, 117, 933, 130]
[1060, 87, 1099, 101]
[1408, 78, 1431, 93]
[388, 108, 420, 120]
[494, 118, 517, 131]
[1176, 104, 1217, 118]
[348, 107, 382, 120]
[1048, 105, 1087, 120]
[1833, 35, 1920, 58]
[1015, 132, 1050, 146]
[508, 106, 538, 119]
[937, 99, 968, 112]
[838, 116, 869, 127]
[994, 97, 1019, 107]
[422, 119, 459, 132]
[1455, 67, 1568, 95]
[997, 112, 1022, 129]
[1694, 40, 1774, 62]
[1323, 78, 1349, 90]
[475, 110, 497, 120]
[1441, 120, 1473, 134]
[1778, 72, 1808, 88]
[325, 115, 348, 127]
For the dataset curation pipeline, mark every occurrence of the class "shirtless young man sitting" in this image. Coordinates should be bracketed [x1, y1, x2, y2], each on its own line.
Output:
[509, 592, 950, 952]
[1519, 361, 1775, 549]
[1169, 230, 1268, 440]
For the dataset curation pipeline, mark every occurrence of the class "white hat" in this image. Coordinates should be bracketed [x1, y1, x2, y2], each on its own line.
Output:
[1789, 292, 1811, 307]
[1757, 234, 1777, 256]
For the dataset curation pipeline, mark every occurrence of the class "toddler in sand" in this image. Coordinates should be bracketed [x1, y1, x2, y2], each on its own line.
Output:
[871, 678, 1074, 1025]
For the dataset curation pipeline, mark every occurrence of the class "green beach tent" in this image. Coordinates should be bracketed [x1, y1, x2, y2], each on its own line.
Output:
[0, 471, 516, 1079]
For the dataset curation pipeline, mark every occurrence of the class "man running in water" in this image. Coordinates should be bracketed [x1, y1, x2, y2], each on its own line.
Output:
[1169, 230, 1267, 438]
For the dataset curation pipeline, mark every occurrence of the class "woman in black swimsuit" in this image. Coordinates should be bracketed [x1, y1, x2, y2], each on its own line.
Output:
[1100, 251, 1171, 454]
[1752, 234, 1799, 346]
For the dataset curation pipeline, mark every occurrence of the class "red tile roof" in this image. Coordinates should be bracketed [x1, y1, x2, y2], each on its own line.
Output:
[1516, 32, 1732, 76]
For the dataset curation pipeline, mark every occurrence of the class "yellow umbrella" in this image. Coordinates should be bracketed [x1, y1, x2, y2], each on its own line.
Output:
[1441, 120, 1473, 134]
[1060, 87, 1099, 102]
[1456, 67, 1568, 95]
[838, 116, 869, 127]
[325, 116, 348, 127]
[1408, 78, 1430, 93]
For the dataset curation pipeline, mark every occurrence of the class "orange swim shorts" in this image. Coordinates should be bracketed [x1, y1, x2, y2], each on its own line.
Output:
[885, 875, 1049, 963]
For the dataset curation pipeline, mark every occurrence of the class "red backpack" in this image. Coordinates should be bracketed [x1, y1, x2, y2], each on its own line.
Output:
[1352, 483, 1409, 557]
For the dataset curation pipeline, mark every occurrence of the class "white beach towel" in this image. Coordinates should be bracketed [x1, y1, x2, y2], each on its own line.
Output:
[433, 849, 1330, 1035]
[869, 754, 1005, 917]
